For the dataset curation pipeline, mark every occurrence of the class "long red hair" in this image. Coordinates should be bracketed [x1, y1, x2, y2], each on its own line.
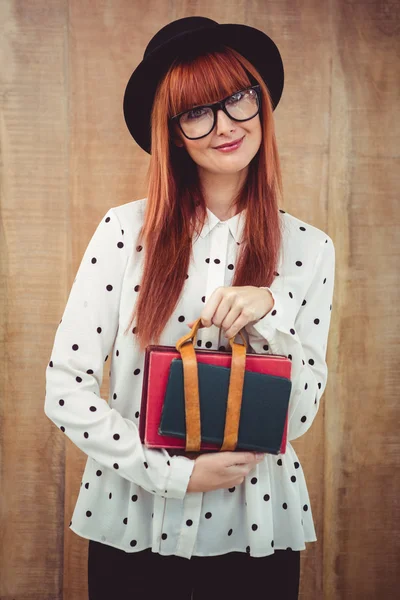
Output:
[124, 45, 285, 353]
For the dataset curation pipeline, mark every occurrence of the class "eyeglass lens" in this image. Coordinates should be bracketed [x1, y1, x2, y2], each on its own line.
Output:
[179, 88, 259, 139]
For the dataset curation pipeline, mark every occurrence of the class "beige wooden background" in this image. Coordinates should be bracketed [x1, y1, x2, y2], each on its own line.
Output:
[1, 1, 399, 598]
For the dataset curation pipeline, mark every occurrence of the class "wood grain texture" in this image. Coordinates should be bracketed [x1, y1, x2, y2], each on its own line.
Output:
[0, 1, 69, 599]
[0, 0, 398, 598]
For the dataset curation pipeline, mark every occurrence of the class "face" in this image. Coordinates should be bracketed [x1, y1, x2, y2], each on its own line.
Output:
[172, 90, 262, 178]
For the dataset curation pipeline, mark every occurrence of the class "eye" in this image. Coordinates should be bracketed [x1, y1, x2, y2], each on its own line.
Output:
[227, 91, 245, 105]
[186, 107, 207, 120]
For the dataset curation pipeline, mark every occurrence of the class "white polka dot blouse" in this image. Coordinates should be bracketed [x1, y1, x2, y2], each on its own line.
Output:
[44, 197, 335, 560]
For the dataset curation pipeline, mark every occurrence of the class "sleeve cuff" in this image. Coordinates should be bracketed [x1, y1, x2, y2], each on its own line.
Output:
[165, 454, 196, 499]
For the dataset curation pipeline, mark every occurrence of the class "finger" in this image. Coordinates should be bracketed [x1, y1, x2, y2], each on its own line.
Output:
[211, 294, 234, 328]
[219, 303, 242, 336]
[226, 452, 259, 465]
[199, 287, 225, 327]
[223, 312, 247, 339]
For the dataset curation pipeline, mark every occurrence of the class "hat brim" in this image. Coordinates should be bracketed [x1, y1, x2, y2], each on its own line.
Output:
[123, 23, 284, 154]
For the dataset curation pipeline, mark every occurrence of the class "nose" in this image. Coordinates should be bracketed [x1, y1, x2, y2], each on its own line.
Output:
[215, 108, 236, 135]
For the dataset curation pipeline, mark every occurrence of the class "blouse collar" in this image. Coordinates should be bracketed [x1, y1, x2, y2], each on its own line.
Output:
[197, 206, 246, 245]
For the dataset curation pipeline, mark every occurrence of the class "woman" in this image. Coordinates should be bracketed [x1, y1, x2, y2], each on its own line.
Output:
[44, 16, 335, 600]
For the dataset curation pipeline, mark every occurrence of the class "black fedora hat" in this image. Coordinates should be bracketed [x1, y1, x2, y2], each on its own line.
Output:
[123, 16, 284, 155]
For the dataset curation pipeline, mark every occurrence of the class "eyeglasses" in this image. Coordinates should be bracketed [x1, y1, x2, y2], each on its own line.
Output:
[169, 85, 261, 141]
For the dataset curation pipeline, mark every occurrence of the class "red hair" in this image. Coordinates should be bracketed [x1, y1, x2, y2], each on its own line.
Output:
[124, 45, 285, 353]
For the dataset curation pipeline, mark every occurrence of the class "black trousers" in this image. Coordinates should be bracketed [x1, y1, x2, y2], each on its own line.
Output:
[88, 539, 300, 599]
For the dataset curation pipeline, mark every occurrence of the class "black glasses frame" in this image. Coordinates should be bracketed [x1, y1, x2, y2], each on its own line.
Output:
[169, 84, 262, 141]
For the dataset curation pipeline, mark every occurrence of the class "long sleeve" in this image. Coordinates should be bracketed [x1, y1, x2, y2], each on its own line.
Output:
[44, 207, 195, 499]
[244, 236, 335, 442]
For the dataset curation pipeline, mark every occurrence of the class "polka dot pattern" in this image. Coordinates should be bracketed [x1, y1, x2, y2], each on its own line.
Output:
[44, 199, 335, 559]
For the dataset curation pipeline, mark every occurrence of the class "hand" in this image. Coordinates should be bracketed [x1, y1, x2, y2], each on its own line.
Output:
[167, 449, 203, 460]
[186, 286, 274, 339]
[186, 451, 265, 493]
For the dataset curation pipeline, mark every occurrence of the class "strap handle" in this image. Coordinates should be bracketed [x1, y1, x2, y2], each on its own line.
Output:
[175, 318, 248, 452]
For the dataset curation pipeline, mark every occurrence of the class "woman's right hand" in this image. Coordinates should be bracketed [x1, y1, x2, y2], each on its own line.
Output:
[186, 451, 265, 493]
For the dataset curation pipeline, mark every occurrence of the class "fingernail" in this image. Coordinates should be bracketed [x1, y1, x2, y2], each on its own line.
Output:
[255, 453, 264, 459]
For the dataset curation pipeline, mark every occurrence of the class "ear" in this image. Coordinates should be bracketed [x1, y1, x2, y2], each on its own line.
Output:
[171, 136, 185, 148]
[170, 122, 185, 148]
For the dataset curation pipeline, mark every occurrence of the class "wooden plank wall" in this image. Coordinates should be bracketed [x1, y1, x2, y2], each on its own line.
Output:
[0, 1, 398, 598]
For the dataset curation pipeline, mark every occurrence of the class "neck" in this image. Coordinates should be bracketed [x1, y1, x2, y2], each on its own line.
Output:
[198, 166, 248, 221]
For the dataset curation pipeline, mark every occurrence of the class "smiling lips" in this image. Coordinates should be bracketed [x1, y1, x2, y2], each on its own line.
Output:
[214, 136, 244, 152]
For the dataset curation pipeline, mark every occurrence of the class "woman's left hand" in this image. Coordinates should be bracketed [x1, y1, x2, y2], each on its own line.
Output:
[186, 285, 274, 339]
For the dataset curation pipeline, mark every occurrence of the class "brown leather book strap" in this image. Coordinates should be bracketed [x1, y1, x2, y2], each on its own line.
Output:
[178, 339, 201, 451]
[220, 338, 246, 451]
